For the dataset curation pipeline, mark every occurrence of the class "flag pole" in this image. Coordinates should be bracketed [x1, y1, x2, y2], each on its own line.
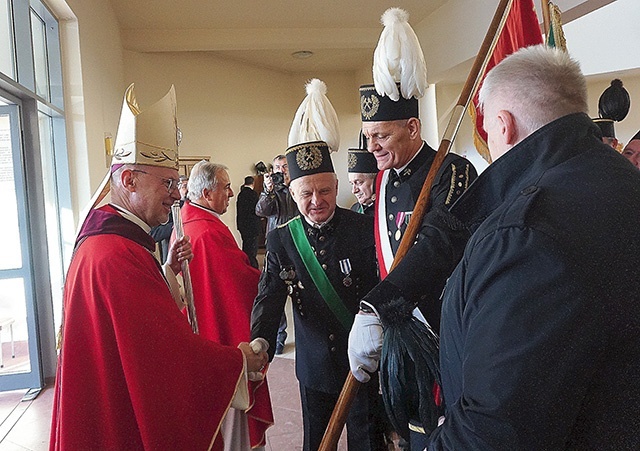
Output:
[541, 0, 551, 39]
[318, 0, 514, 449]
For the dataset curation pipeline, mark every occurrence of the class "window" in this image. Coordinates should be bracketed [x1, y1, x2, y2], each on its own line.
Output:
[0, 0, 15, 79]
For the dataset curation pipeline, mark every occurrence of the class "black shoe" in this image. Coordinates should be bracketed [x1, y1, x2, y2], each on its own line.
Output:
[275, 343, 285, 355]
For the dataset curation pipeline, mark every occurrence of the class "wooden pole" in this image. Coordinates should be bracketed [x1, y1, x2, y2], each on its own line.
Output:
[318, 0, 514, 449]
[541, 0, 551, 41]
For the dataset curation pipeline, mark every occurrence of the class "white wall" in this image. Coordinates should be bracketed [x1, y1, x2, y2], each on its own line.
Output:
[58, 0, 126, 218]
[123, 51, 364, 239]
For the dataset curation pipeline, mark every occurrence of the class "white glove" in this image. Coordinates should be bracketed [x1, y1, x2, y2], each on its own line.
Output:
[348, 312, 383, 383]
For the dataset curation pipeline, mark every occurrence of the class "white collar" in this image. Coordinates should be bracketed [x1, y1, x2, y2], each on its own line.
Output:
[110, 203, 151, 233]
[191, 201, 221, 218]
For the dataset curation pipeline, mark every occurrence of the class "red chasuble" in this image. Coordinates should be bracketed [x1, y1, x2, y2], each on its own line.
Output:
[50, 205, 244, 451]
[180, 201, 274, 448]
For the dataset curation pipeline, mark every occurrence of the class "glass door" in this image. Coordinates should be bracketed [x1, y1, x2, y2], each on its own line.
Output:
[0, 102, 42, 391]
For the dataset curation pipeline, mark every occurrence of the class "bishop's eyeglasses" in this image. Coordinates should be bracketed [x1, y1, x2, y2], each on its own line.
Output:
[131, 169, 180, 194]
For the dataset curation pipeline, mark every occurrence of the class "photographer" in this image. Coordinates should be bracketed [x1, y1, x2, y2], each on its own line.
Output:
[255, 154, 298, 354]
[256, 154, 298, 237]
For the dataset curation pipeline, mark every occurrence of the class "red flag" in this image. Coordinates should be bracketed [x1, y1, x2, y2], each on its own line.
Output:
[469, 0, 543, 163]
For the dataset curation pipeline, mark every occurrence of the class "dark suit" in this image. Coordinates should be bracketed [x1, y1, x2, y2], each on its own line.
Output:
[251, 207, 385, 451]
[365, 142, 477, 331]
[236, 185, 260, 268]
[363, 142, 477, 450]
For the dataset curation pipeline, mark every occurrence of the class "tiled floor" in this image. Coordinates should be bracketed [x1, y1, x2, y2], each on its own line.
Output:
[0, 301, 349, 451]
[0, 357, 346, 451]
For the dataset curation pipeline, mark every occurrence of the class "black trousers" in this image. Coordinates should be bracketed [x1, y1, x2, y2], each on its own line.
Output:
[299, 377, 387, 451]
[240, 231, 259, 269]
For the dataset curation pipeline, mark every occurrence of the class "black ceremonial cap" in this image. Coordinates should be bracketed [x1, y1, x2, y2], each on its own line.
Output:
[594, 118, 615, 139]
[360, 84, 419, 122]
[348, 150, 378, 174]
[348, 131, 378, 174]
[632, 130, 640, 142]
[286, 141, 335, 182]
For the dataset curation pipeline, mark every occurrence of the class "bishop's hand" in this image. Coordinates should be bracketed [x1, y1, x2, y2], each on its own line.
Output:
[167, 235, 192, 275]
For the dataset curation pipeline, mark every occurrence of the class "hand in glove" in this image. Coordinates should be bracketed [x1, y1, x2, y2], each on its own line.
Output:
[348, 311, 383, 383]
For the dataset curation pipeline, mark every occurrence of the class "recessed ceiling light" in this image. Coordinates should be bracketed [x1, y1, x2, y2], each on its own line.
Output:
[291, 50, 314, 59]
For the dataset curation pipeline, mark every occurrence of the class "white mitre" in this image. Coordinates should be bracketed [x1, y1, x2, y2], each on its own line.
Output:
[111, 83, 180, 169]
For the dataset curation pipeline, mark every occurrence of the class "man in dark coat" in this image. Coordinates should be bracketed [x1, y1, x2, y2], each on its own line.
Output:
[236, 175, 261, 268]
[255, 154, 298, 353]
[427, 45, 640, 449]
[251, 141, 386, 451]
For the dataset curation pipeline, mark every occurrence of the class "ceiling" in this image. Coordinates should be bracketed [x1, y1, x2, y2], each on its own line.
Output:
[109, 0, 448, 73]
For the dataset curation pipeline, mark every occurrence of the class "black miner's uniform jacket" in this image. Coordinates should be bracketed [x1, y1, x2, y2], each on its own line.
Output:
[429, 113, 640, 449]
[364, 142, 477, 330]
[251, 207, 378, 393]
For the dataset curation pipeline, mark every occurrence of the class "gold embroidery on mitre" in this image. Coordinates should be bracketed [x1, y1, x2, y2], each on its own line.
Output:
[361, 94, 380, 120]
[296, 145, 324, 170]
[348, 153, 357, 170]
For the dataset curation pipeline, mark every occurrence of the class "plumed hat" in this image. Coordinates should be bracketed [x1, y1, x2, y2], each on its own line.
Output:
[598, 79, 630, 123]
[112, 83, 180, 169]
[288, 78, 340, 152]
[360, 8, 427, 122]
[286, 79, 339, 182]
[593, 118, 616, 139]
[285, 141, 335, 182]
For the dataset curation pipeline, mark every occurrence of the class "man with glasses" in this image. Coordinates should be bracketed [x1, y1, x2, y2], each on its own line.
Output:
[51, 85, 268, 451]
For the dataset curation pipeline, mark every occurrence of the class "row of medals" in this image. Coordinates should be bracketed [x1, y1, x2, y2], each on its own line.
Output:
[280, 258, 353, 287]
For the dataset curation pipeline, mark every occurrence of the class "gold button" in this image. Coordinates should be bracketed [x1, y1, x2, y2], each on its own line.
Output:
[391, 196, 397, 203]
[319, 249, 326, 256]
[322, 264, 327, 270]
[319, 236, 326, 242]
[329, 334, 335, 341]
[388, 230, 392, 236]
[393, 181, 400, 188]
[330, 347, 336, 352]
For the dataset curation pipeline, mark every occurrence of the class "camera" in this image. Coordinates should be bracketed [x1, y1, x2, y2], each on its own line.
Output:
[271, 171, 285, 186]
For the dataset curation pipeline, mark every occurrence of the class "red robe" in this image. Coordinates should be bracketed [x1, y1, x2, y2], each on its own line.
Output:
[180, 201, 274, 448]
[50, 205, 244, 451]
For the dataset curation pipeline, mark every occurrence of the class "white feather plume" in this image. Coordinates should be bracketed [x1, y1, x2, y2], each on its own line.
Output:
[288, 78, 341, 152]
[372, 7, 428, 101]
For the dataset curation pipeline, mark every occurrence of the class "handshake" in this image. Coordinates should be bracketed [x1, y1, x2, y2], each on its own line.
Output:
[239, 338, 270, 381]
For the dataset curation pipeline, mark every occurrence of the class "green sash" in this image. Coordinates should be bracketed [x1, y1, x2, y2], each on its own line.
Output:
[288, 217, 353, 331]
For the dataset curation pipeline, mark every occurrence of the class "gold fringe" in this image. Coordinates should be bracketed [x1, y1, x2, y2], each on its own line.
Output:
[547, 2, 567, 51]
[467, 101, 493, 164]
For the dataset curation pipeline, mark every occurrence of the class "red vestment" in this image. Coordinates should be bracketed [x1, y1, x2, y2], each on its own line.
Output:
[50, 205, 244, 451]
[180, 201, 274, 448]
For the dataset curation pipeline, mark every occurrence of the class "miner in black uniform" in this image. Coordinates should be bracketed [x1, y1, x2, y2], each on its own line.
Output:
[347, 8, 478, 450]
[348, 134, 378, 216]
[251, 141, 386, 451]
